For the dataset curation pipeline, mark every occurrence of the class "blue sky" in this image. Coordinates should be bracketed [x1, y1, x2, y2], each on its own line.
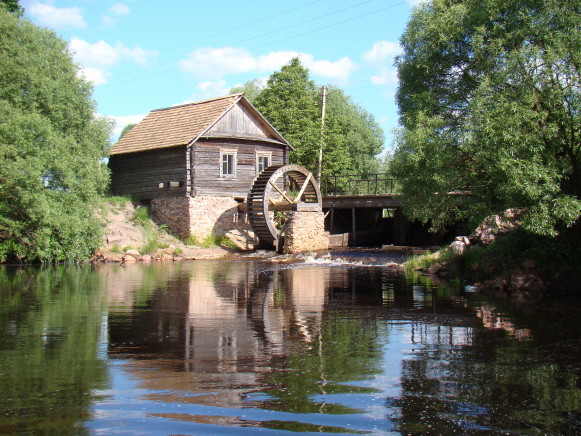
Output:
[20, 0, 425, 150]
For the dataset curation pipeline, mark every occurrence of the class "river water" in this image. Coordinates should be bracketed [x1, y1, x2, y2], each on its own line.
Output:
[0, 251, 579, 435]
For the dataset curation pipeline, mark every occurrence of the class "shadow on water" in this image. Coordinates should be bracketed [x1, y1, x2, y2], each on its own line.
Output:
[0, 255, 580, 435]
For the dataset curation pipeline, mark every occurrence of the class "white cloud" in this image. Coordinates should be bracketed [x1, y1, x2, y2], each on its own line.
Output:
[303, 56, 356, 83]
[370, 68, 399, 86]
[177, 80, 233, 105]
[363, 41, 402, 66]
[180, 47, 356, 83]
[109, 4, 130, 16]
[102, 3, 130, 28]
[29, 2, 86, 29]
[69, 37, 157, 86]
[407, 0, 429, 6]
[78, 67, 111, 86]
[109, 113, 147, 140]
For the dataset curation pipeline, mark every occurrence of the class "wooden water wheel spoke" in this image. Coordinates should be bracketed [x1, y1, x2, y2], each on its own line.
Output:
[247, 164, 322, 248]
[268, 180, 293, 204]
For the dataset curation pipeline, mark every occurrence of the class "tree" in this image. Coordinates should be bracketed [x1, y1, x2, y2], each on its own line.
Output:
[119, 123, 136, 139]
[230, 78, 265, 104]
[392, 0, 580, 236]
[324, 87, 384, 175]
[0, 0, 22, 16]
[254, 58, 321, 172]
[252, 58, 384, 176]
[0, 10, 111, 262]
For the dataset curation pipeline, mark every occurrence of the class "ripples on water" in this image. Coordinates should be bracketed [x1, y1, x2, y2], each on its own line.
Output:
[0, 251, 579, 435]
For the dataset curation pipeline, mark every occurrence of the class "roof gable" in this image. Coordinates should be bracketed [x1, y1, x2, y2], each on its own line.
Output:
[109, 94, 289, 155]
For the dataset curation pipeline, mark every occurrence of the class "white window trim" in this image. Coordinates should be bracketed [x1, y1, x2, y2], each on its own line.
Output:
[220, 149, 237, 178]
[255, 151, 272, 175]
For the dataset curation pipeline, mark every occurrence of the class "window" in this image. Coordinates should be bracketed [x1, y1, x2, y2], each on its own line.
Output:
[220, 150, 237, 178]
[256, 153, 271, 175]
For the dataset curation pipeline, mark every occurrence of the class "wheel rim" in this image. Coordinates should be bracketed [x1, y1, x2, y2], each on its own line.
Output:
[247, 164, 322, 247]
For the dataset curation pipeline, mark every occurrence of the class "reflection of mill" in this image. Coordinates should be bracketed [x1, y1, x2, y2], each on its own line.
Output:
[107, 261, 337, 392]
[180, 263, 330, 376]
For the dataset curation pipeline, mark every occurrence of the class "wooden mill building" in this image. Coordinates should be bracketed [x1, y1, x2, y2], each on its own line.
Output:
[109, 94, 290, 239]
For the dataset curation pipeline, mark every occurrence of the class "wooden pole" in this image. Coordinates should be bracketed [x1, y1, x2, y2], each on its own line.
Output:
[316, 86, 328, 182]
[352, 207, 356, 244]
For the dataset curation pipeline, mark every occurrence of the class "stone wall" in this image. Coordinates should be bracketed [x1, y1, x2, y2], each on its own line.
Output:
[151, 196, 250, 240]
[150, 197, 191, 238]
[282, 211, 329, 254]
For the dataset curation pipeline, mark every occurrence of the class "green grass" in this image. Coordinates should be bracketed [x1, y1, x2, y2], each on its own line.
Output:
[182, 233, 236, 248]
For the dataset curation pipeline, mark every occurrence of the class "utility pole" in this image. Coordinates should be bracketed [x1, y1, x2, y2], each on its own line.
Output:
[317, 86, 328, 182]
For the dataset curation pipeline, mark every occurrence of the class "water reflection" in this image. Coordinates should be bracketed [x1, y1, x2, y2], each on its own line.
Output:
[0, 259, 579, 435]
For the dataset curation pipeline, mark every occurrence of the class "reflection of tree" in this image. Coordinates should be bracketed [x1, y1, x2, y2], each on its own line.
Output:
[262, 313, 384, 415]
[0, 266, 108, 434]
[394, 325, 581, 435]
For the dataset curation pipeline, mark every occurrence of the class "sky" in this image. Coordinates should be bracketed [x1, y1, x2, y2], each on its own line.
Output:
[19, 0, 426, 151]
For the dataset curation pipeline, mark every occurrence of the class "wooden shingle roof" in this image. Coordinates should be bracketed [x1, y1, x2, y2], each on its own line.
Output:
[110, 94, 277, 155]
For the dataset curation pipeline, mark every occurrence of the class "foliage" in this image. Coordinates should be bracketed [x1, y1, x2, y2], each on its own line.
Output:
[0, 10, 111, 262]
[230, 78, 265, 103]
[0, 266, 108, 433]
[392, 0, 581, 237]
[323, 86, 385, 175]
[253, 58, 321, 172]
[119, 123, 136, 139]
[131, 205, 170, 254]
[240, 58, 384, 176]
[0, 0, 22, 15]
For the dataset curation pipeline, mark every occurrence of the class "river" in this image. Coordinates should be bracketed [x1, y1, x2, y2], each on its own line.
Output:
[0, 251, 579, 435]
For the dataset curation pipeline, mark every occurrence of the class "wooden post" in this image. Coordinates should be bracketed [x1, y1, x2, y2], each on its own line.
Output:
[352, 207, 356, 244]
[329, 207, 335, 234]
[316, 86, 328, 182]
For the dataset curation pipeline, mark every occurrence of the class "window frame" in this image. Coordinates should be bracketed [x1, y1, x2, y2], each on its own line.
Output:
[220, 149, 237, 178]
[255, 152, 272, 175]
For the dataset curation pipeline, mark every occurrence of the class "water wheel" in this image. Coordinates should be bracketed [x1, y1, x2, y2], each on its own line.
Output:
[247, 164, 322, 248]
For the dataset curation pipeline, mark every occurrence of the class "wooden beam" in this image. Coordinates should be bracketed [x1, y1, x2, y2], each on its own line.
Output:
[269, 180, 293, 204]
[294, 173, 311, 202]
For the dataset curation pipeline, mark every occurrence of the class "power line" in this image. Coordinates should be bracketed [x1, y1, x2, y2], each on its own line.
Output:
[106, 0, 406, 86]
[109, 0, 376, 82]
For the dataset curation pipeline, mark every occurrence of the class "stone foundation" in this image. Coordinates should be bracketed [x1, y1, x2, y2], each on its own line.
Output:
[282, 211, 329, 254]
[151, 196, 250, 240]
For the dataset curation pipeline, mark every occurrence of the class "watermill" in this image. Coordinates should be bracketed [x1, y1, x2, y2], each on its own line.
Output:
[247, 164, 322, 248]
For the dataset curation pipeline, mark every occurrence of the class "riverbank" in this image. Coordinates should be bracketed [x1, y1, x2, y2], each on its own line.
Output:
[405, 214, 581, 300]
[94, 199, 236, 263]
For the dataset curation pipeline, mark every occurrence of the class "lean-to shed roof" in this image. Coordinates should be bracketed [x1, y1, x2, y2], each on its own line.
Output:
[109, 94, 289, 155]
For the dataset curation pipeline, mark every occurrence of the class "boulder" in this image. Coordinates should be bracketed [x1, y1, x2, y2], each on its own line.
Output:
[225, 229, 257, 251]
[125, 249, 141, 260]
[449, 240, 467, 256]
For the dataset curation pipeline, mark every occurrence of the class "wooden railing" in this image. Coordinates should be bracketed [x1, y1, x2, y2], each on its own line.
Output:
[320, 174, 398, 196]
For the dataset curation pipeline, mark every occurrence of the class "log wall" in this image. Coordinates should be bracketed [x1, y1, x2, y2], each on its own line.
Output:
[192, 139, 287, 197]
[109, 147, 187, 200]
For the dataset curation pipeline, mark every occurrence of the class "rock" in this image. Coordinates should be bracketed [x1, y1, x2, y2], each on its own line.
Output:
[104, 252, 124, 263]
[141, 254, 152, 262]
[427, 262, 442, 274]
[510, 272, 546, 294]
[122, 254, 137, 263]
[472, 208, 524, 245]
[455, 236, 471, 245]
[521, 259, 537, 270]
[106, 235, 124, 245]
[384, 262, 404, 273]
[125, 249, 141, 260]
[449, 240, 466, 256]
[225, 229, 257, 251]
